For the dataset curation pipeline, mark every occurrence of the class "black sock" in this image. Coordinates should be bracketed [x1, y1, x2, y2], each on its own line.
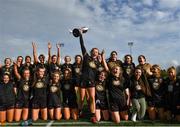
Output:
[91, 113, 95, 117]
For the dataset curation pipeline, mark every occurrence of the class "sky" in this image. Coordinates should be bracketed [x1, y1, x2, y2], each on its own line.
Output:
[0, 0, 180, 69]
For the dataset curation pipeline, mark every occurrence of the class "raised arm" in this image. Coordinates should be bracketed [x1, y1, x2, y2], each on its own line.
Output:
[13, 61, 21, 80]
[32, 42, 39, 64]
[79, 29, 87, 56]
[48, 42, 52, 64]
[101, 50, 109, 72]
[56, 43, 61, 65]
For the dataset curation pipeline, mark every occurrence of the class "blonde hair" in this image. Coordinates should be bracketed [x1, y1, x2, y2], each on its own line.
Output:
[151, 64, 161, 77]
[167, 66, 176, 80]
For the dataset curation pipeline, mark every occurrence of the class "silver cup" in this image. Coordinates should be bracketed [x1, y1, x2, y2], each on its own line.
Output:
[72, 27, 88, 37]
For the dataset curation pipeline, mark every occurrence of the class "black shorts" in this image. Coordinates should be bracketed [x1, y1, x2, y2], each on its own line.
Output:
[31, 98, 47, 109]
[170, 107, 180, 115]
[147, 99, 165, 108]
[74, 78, 81, 87]
[48, 95, 62, 109]
[109, 98, 128, 112]
[15, 100, 29, 108]
[63, 97, 78, 109]
[0, 103, 14, 111]
[80, 80, 95, 88]
[96, 99, 108, 110]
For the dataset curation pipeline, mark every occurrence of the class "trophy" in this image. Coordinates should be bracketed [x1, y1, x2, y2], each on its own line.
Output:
[69, 27, 89, 37]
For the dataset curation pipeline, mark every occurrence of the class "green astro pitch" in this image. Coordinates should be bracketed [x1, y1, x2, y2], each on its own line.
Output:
[2, 120, 180, 126]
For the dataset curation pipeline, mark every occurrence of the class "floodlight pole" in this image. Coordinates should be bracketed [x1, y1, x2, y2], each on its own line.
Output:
[128, 42, 133, 55]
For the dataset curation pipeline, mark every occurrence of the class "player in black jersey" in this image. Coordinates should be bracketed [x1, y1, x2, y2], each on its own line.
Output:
[14, 62, 31, 122]
[13, 56, 24, 82]
[102, 51, 130, 123]
[95, 70, 109, 122]
[61, 56, 73, 72]
[0, 58, 14, 83]
[47, 42, 62, 79]
[0, 73, 15, 123]
[78, 29, 102, 123]
[164, 66, 180, 121]
[147, 65, 166, 120]
[21, 56, 34, 76]
[48, 71, 62, 120]
[61, 68, 78, 120]
[72, 55, 86, 109]
[107, 51, 123, 71]
[122, 54, 135, 80]
[31, 67, 48, 121]
[32, 42, 49, 77]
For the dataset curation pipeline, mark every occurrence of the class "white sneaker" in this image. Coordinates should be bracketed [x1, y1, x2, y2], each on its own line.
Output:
[131, 113, 137, 122]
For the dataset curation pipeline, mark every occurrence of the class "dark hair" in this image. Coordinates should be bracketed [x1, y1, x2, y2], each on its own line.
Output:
[25, 56, 31, 61]
[17, 56, 24, 60]
[98, 70, 108, 78]
[75, 55, 82, 63]
[64, 55, 71, 61]
[90, 48, 99, 56]
[124, 54, 133, 63]
[4, 57, 11, 64]
[110, 51, 118, 56]
[75, 55, 82, 59]
[51, 55, 57, 59]
[138, 55, 146, 62]
[38, 54, 45, 60]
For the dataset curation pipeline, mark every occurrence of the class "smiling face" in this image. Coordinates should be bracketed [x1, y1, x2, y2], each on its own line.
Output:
[98, 71, 106, 81]
[135, 68, 142, 80]
[110, 52, 117, 61]
[25, 56, 31, 64]
[125, 55, 132, 64]
[151, 65, 161, 77]
[64, 56, 71, 64]
[39, 55, 45, 64]
[52, 73, 60, 83]
[168, 68, 176, 81]
[37, 68, 45, 79]
[52, 55, 57, 64]
[4, 58, 11, 67]
[112, 66, 121, 77]
[64, 69, 71, 79]
[75, 55, 82, 64]
[91, 48, 99, 58]
[23, 69, 30, 80]
[3, 74, 10, 84]
[138, 55, 146, 65]
[17, 56, 23, 64]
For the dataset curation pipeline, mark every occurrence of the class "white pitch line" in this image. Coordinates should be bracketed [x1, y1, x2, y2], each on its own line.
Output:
[46, 120, 54, 127]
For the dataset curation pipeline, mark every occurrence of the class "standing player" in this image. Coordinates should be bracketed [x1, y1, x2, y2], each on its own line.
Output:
[32, 42, 49, 77]
[48, 42, 62, 79]
[107, 51, 123, 71]
[129, 67, 151, 122]
[122, 54, 135, 80]
[78, 29, 102, 123]
[61, 56, 73, 72]
[102, 51, 130, 123]
[72, 55, 84, 108]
